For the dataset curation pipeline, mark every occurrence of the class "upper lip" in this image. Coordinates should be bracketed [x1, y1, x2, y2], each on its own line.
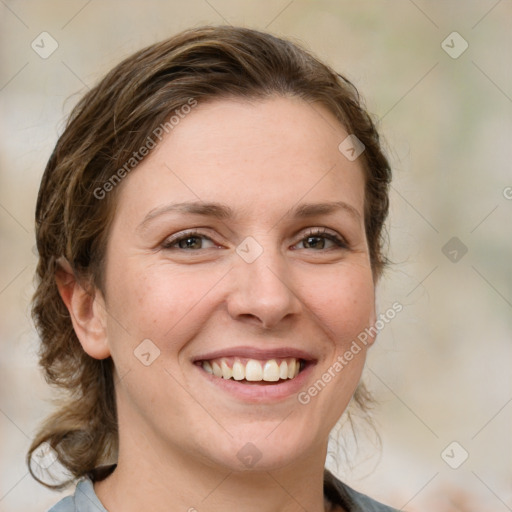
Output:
[193, 346, 317, 363]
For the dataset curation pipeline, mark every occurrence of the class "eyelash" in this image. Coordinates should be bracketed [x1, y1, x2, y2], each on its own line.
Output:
[161, 228, 349, 251]
[300, 228, 349, 250]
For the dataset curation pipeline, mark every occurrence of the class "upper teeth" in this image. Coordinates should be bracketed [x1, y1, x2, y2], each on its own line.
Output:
[201, 358, 301, 381]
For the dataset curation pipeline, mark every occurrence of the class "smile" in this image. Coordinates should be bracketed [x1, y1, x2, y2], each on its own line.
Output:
[198, 357, 304, 382]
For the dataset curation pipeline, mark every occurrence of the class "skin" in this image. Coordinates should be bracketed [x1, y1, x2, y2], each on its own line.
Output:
[56, 96, 377, 512]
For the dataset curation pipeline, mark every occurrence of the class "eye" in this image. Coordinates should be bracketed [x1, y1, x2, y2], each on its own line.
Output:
[161, 228, 348, 252]
[161, 231, 219, 250]
[294, 228, 348, 250]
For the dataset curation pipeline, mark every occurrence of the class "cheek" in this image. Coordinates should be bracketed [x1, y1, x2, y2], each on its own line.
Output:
[105, 263, 221, 350]
[304, 265, 375, 344]
[104, 254, 375, 366]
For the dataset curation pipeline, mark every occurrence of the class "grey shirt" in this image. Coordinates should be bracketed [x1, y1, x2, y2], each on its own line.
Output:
[47, 465, 399, 512]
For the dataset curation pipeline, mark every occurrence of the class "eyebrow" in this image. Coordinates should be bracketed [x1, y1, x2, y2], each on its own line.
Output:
[136, 200, 361, 233]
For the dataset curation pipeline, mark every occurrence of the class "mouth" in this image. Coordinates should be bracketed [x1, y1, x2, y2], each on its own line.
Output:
[191, 346, 318, 404]
[195, 357, 308, 385]
[192, 347, 316, 401]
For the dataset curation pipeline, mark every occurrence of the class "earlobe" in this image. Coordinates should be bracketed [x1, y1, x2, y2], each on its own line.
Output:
[55, 257, 111, 360]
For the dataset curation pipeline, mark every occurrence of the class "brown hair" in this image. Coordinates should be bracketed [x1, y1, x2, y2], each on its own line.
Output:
[27, 25, 391, 489]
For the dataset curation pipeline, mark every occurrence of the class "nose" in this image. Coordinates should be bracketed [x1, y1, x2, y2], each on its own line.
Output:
[226, 242, 302, 330]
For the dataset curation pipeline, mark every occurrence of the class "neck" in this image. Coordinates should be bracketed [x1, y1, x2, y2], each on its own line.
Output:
[94, 421, 332, 512]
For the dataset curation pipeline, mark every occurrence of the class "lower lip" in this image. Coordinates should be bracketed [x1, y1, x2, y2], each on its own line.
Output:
[195, 363, 315, 403]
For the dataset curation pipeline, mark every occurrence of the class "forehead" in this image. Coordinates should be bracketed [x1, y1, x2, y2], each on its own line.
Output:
[112, 96, 366, 226]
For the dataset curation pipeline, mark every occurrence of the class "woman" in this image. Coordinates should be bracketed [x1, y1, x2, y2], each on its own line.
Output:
[28, 25, 397, 511]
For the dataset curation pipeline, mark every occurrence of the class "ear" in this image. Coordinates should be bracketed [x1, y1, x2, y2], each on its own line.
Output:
[55, 256, 111, 359]
[366, 301, 378, 348]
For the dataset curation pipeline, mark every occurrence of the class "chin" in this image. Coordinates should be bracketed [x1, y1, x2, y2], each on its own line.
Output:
[199, 424, 322, 473]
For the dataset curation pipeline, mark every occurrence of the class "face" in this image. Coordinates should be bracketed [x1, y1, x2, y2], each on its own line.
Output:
[97, 96, 376, 472]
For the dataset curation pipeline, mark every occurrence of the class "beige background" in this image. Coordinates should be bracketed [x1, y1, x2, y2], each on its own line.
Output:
[1, 1, 511, 510]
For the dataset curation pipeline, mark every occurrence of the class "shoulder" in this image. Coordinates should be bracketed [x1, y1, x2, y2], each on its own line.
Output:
[48, 466, 397, 512]
[324, 469, 400, 512]
[46, 478, 108, 512]
[46, 495, 74, 512]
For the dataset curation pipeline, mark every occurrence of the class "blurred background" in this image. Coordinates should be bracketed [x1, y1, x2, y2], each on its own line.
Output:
[1, 1, 511, 510]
